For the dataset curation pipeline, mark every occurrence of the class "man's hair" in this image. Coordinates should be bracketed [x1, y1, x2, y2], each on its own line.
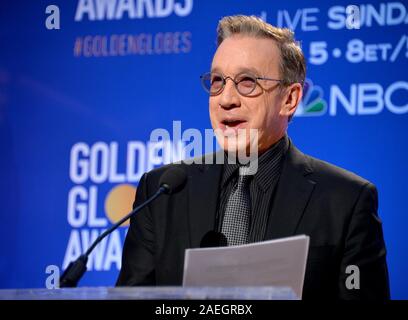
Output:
[217, 15, 306, 87]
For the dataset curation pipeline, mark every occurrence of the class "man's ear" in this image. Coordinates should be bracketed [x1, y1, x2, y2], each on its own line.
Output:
[279, 83, 303, 118]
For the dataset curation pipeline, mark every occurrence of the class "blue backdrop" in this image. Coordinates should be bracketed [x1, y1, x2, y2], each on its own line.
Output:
[0, 0, 407, 299]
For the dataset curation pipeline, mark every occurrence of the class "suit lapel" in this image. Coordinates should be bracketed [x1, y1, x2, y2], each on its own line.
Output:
[265, 141, 316, 240]
[186, 154, 223, 248]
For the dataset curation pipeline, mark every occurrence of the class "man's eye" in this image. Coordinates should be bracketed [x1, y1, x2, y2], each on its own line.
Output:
[211, 76, 223, 84]
[239, 77, 256, 88]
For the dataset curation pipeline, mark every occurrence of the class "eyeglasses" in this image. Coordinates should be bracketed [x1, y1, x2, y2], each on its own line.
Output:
[200, 72, 283, 96]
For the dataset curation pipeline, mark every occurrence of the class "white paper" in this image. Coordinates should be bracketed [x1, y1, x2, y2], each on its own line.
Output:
[182, 235, 310, 299]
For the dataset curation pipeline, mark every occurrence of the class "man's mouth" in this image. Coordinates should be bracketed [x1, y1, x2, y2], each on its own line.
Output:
[219, 118, 248, 134]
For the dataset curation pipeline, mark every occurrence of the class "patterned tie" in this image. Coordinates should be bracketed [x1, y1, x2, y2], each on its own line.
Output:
[221, 166, 252, 246]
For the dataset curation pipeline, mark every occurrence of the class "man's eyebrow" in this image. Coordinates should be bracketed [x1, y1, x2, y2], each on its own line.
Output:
[210, 66, 261, 76]
[236, 67, 261, 75]
[210, 67, 222, 73]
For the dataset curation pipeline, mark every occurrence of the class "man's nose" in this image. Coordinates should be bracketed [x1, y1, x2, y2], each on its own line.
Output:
[218, 78, 240, 109]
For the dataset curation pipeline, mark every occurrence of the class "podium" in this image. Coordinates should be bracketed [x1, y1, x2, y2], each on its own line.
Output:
[0, 286, 298, 300]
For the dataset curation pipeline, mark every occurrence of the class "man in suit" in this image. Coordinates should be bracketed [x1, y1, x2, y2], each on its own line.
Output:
[117, 15, 389, 299]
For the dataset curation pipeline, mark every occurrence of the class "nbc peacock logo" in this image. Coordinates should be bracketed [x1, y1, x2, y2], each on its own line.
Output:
[295, 79, 327, 117]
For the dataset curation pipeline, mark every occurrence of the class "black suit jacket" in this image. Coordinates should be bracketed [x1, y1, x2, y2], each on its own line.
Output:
[117, 139, 390, 300]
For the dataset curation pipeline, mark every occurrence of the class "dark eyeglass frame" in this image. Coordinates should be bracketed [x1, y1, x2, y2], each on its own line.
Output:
[200, 71, 283, 96]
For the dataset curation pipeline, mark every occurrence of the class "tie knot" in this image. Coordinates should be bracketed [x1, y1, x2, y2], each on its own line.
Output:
[238, 166, 252, 185]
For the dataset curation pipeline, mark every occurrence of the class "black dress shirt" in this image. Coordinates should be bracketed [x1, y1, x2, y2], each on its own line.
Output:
[216, 135, 289, 243]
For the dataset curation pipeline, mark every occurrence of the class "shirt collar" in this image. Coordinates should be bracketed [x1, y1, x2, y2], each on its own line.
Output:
[221, 135, 288, 192]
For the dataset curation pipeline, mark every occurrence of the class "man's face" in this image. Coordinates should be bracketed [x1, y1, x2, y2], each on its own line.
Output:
[209, 35, 294, 155]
